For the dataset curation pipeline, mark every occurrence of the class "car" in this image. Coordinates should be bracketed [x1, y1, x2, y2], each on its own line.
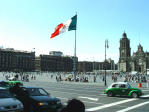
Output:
[0, 87, 23, 112]
[7, 80, 23, 86]
[8, 76, 17, 81]
[104, 82, 143, 98]
[0, 81, 10, 89]
[10, 86, 63, 112]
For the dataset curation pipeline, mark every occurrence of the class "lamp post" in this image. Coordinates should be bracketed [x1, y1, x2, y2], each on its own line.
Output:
[92, 57, 95, 72]
[104, 39, 109, 86]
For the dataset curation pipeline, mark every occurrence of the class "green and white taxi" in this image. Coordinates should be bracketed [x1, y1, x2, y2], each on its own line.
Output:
[104, 82, 143, 98]
[7, 80, 23, 86]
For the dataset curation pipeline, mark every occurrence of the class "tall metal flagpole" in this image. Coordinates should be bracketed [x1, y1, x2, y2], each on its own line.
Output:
[73, 13, 77, 82]
[74, 29, 77, 81]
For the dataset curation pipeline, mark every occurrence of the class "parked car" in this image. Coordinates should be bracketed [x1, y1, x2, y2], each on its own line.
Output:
[104, 82, 143, 98]
[0, 81, 10, 89]
[10, 86, 63, 112]
[0, 87, 23, 112]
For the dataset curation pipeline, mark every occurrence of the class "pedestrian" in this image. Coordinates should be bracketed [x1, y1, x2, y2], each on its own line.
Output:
[124, 76, 127, 82]
[93, 75, 96, 82]
[102, 76, 104, 81]
[9, 83, 21, 95]
[51, 74, 53, 79]
[56, 76, 58, 82]
[33, 75, 36, 80]
[147, 78, 149, 88]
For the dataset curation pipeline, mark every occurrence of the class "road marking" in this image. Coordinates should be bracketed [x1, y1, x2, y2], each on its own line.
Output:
[116, 101, 149, 112]
[140, 94, 149, 98]
[142, 90, 149, 92]
[78, 96, 98, 101]
[82, 100, 103, 105]
[57, 97, 103, 105]
[86, 98, 137, 111]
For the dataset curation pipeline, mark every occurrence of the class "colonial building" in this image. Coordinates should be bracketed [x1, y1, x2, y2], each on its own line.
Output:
[77, 61, 93, 72]
[0, 48, 35, 72]
[35, 53, 76, 72]
[78, 58, 116, 72]
[118, 32, 149, 74]
[131, 44, 149, 73]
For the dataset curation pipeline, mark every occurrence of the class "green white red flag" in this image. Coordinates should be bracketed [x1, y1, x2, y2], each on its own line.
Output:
[50, 15, 77, 38]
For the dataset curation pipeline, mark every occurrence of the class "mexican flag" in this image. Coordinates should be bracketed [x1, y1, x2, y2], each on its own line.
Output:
[50, 15, 77, 38]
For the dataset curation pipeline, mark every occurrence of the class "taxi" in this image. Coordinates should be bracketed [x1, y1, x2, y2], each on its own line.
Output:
[7, 80, 23, 86]
[104, 82, 143, 98]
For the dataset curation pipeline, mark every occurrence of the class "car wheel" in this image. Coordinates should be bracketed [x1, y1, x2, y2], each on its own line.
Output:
[131, 92, 138, 98]
[107, 91, 113, 97]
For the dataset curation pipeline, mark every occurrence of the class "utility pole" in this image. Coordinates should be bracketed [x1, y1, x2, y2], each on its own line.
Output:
[104, 39, 109, 86]
[92, 57, 95, 72]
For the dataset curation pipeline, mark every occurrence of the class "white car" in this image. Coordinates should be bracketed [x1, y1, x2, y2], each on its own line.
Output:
[0, 87, 23, 112]
[8, 77, 17, 81]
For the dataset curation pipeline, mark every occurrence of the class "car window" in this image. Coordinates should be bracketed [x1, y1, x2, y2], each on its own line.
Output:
[27, 88, 48, 96]
[112, 84, 119, 88]
[119, 84, 126, 88]
[38, 88, 49, 96]
[0, 89, 13, 98]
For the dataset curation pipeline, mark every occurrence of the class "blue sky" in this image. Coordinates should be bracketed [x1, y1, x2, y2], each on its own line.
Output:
[0, 0, 149, 63]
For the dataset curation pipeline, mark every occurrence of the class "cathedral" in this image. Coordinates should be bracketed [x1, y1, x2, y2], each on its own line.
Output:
[118, 32, 149, 74]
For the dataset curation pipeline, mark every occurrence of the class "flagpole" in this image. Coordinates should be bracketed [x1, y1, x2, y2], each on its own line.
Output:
[73, 13, 77, 82]
[74, 29, 76, 81]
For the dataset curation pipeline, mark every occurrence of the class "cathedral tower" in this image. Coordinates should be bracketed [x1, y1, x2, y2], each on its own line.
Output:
[118, 32, 131, 72]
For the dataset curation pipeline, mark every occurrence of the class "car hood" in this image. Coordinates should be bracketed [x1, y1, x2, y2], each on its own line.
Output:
[0, 98, 21, 106]
[30, 96, 60, 102]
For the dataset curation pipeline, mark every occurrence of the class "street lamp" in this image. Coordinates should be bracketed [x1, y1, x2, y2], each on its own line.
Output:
[92, 57, 95, 72]
[104, 39, 109, 86]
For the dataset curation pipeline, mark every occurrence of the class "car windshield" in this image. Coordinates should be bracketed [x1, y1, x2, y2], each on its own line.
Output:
[0, 89, 13, 98]
[27, 88, 49, 96]
[0, 82, 9, 87]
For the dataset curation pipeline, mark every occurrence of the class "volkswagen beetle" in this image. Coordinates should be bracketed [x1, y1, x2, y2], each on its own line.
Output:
[104, 82, 143, 98]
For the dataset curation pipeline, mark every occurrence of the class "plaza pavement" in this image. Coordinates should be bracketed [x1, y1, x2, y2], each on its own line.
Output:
[0, 72, 148, 88]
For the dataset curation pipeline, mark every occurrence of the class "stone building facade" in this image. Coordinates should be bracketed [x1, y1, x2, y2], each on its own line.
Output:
[131, 44, 149, 73]
[78, 59, 116, 72]
[35, 54, 76, 72]
[118, 32, 149, 74]
[0, 48, 35, 72]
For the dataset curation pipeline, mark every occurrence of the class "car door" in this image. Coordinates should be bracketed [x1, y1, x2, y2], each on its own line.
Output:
[119, 84, 130, 96]
[111, 84, 121, 95]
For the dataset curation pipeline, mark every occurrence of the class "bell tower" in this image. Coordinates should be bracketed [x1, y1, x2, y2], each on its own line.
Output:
[119, 32, 131, 72]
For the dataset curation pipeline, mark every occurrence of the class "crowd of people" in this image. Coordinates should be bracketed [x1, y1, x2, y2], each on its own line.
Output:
[2, 71, 149, 85]
[3, 72, 36, 82]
